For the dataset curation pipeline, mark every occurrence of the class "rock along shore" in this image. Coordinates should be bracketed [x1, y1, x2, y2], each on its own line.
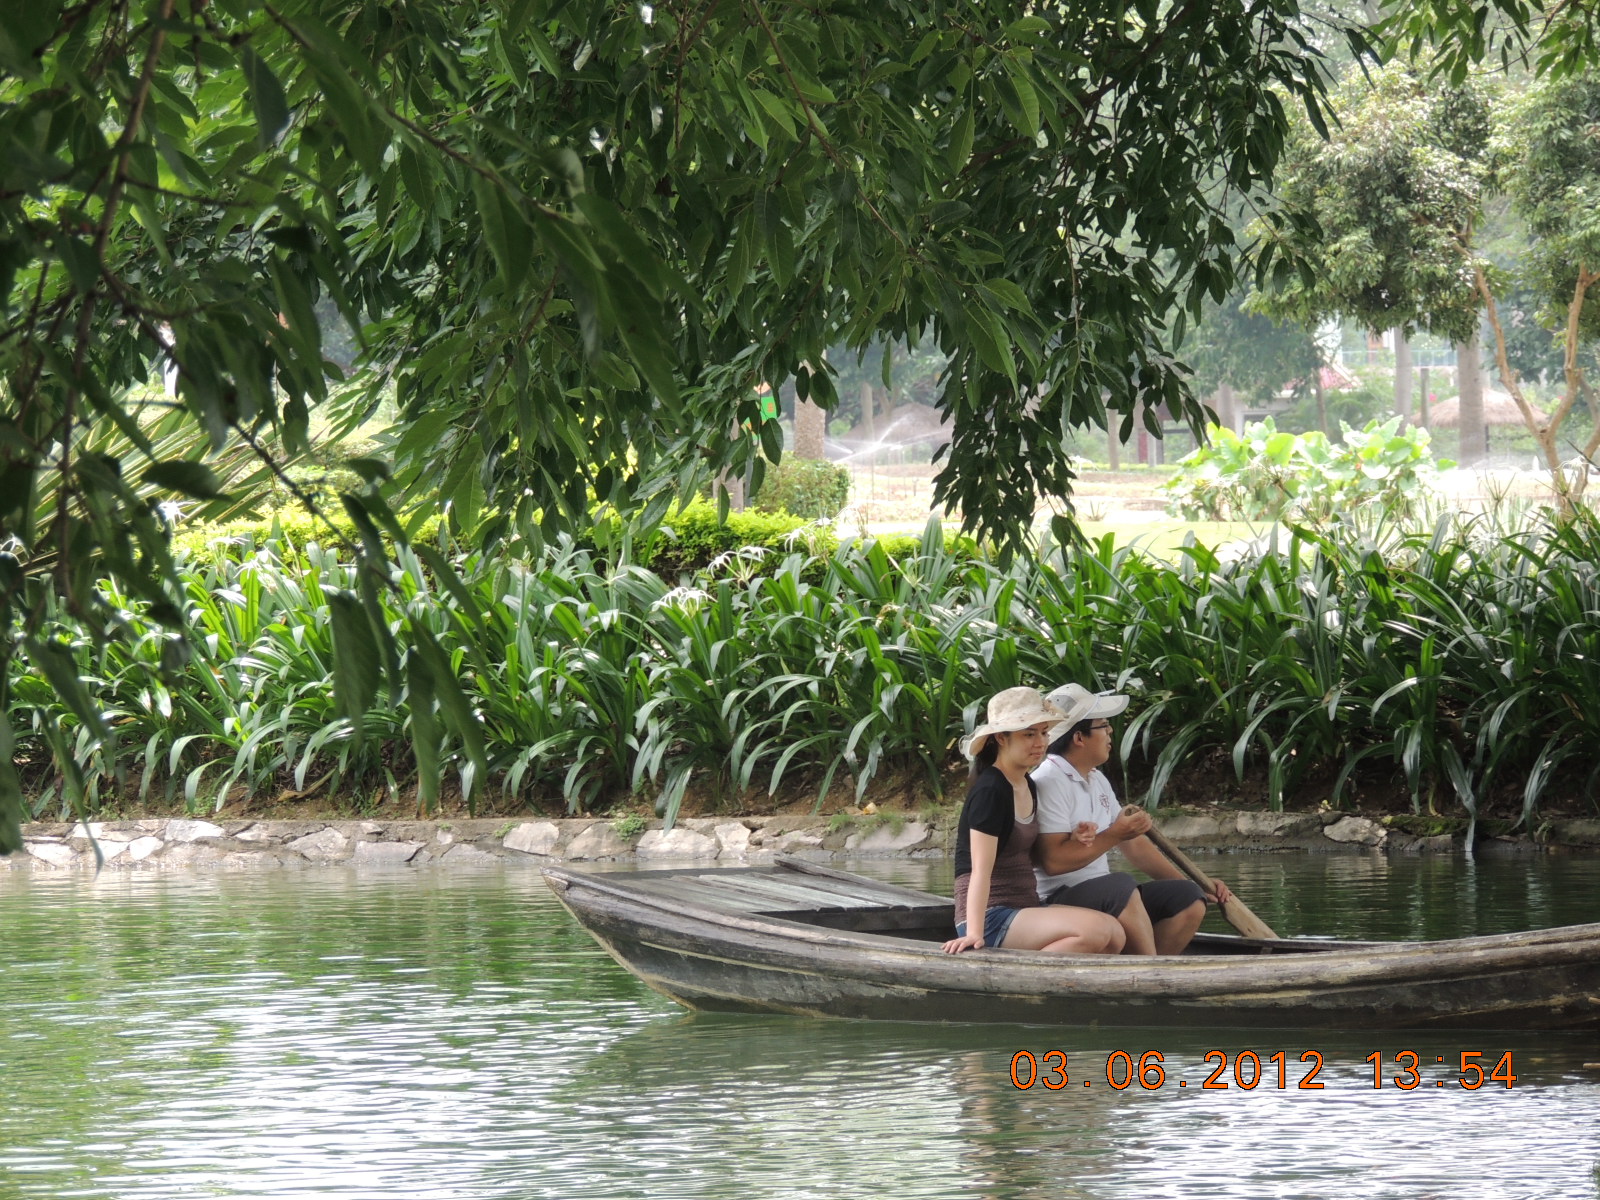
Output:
[7, 811, 1600, 870]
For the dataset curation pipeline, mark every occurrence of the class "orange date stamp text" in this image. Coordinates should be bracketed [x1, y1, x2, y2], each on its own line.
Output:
[1008, 1050, 1517, 1091]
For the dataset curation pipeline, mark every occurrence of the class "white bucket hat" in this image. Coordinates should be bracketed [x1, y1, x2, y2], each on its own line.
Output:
[962, 687, 1068, 759]
[1046, 683, 1130, 740]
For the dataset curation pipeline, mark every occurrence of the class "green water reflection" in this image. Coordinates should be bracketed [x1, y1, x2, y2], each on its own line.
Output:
[2, 855, 1597, 1200]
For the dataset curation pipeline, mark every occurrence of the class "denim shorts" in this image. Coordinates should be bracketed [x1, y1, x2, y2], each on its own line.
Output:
[955, 905, 1023, 948]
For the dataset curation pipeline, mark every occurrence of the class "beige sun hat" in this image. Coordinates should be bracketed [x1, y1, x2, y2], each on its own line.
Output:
[962, 687, 1069, 759]
[1046, 683, 1130, 739]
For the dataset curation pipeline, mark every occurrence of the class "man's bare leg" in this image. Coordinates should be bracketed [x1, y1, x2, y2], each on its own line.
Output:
[1152, 899, 1207, 955]
[1115, 889, 1157, 955]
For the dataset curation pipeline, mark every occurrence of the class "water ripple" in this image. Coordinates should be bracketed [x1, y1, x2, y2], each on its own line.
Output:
[2, 858, 1597, 1199]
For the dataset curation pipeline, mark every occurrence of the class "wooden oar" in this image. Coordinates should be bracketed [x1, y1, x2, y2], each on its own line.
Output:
[1123, 805, 1280, 940]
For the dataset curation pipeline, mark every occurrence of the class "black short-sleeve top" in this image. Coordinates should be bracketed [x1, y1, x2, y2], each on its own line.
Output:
[953, 766, 1034, 875]
[952, 766, 1042, 914]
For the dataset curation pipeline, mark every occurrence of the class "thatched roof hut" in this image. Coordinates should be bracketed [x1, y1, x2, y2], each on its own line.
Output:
[1428, 390, 1543, 430]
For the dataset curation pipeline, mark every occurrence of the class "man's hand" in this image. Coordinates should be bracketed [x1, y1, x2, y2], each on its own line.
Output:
[1110, 805, 1152, 841]
[1210, 879, 1233, 906]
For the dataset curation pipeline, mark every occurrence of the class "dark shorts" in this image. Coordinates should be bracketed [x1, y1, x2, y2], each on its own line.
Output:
[1044, 873, 1204, 922]
[955, 905, 1024, 948]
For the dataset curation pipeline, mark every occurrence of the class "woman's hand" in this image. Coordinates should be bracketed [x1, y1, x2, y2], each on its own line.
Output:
[1072, 821, 1098, 846]
[942, 933, 985, 954]
[1210, 879, 1233, 905]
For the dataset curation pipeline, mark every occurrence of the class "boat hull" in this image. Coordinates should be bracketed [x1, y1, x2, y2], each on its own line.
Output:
[546, 864, 1600, 1031]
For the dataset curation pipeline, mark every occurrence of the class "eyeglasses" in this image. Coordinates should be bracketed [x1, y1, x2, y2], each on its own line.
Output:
[1088, 722, 1113, 733]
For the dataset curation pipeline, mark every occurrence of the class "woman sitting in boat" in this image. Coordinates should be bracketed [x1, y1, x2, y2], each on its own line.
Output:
[942, 687, 1126, 956]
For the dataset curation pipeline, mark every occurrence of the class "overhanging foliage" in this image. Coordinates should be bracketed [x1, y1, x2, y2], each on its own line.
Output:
[0, 0, 1352, 850]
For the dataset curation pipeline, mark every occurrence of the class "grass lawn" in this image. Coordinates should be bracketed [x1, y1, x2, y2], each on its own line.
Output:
[856, 512, 1276, 562]
[1071, 518, 1278, 560]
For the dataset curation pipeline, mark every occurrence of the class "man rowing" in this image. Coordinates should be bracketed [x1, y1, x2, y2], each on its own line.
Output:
[1030, 683, 1232, 955]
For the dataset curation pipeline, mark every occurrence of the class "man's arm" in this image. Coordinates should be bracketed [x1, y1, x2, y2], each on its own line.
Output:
[1119, 834, 1183, 880]
[1120, 834, 1234, 904]
[1036, 810, 1152, 876]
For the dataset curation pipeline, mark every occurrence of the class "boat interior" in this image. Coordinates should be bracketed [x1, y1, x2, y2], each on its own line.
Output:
[601, 858, 1344, 955]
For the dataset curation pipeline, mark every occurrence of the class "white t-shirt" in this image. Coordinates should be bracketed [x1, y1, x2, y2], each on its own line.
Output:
[1031, 753, 1121, 897]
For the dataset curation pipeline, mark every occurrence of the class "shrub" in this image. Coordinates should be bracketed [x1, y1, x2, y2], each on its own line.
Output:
[610, 500, 832, 575]
[633, 500, 976, 575]
[177, 496, 958, 578]
[611, 813, 646, 839]
[1163, 417, 1451, 523]
[14, 507, 1600, 835]
[172, 509, 446, 562]
[750, 458, 852, 519]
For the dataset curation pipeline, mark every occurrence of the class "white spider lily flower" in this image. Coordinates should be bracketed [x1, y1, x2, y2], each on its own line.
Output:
[652, 586, 712, 614]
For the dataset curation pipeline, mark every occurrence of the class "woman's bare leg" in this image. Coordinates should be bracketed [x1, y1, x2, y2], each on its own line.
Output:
[1001, 906, 1125, 954]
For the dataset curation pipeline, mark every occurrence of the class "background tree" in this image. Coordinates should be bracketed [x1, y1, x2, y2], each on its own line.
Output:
[1489, 279, 1580, 386]
[1251, 64, 1493, 455]
[1385, 0, 1600, 83]
[819, 338, 954, 443]
[1478, 71, 1600, 500]
[1184, 289, 1323, 431]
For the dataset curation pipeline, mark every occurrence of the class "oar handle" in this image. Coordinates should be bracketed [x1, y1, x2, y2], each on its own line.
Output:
[1125, 807, 1280, 941]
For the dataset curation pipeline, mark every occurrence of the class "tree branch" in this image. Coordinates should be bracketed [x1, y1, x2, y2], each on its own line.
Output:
[743, 0, 910, 258]
[1475, 263, 1570, 509]
[1550, 263, 1599, 434]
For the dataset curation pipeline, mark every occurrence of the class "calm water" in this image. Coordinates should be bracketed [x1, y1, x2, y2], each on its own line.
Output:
[2, 854, 1598, 1200]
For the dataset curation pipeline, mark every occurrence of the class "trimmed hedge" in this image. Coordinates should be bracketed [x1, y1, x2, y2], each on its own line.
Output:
[173, 509, 446, 561]
[173, 499, 979, 577]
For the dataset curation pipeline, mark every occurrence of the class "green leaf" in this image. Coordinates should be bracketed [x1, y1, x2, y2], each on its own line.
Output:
[998, 61, 1040, 138]
[144, 460, 226, 499]
[471, 174, 532, 290]
[239, 45, 290, 148]
[0, 461, 34, 521]
[270, 256, 323, 370]
[574, 193, 666, 298]
[291, 17, 386, 175]
[345, 456, 392, 484]
[57, 236, 100, 294]
[328, 590, 381, 727]
[131, 199, 174, 267]
[0, 753, 22, 856]
[25, 639, 106, 740]
[413, 627, 489, 806]
[758, 414, 784, 463]
[398, 144, 436, 211]
[1005, 16, 1051, 39]
[979, 278, 1031, 314]
[0, 1, 59, 77]
[961, 299, 1017, 381]
[522, 20, 562, 77]
[947, 108, 974, 173]
[752, 89, 798, 139]
[407, 652, 444, 813]
[591, 351, 640, 391]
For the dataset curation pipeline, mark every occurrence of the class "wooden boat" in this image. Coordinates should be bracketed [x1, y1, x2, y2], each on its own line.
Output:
[543, 856, 1600, 1030]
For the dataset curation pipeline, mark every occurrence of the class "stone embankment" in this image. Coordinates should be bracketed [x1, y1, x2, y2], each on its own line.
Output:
[7, 810, 1600, 870]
